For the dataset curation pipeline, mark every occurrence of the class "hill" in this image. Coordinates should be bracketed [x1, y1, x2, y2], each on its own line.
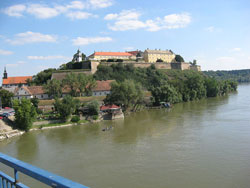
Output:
[203, 69, 250, 83]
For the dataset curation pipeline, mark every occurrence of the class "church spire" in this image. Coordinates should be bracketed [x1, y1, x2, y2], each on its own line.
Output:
[3, 67, 7, 79]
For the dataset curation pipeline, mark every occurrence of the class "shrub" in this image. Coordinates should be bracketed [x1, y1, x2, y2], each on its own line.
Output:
[36, 108, 43, 114]
[87, 100, 99, 115]
[93, 115, 98, 120]
[53, 95, 80, 121]
[71, 116, 80, 123]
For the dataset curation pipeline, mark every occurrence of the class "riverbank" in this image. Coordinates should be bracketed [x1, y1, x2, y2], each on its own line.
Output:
[0, 119, 90, 141]
[1, 84, 249, 188]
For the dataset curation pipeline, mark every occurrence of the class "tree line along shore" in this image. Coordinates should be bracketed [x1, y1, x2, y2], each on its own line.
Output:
[0, 63, 238, 132]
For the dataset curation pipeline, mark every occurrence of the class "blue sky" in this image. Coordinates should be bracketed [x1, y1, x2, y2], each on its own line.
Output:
[0, 0, 250, 82]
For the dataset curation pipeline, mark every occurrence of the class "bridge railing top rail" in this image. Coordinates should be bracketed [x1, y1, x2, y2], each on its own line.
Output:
[0, 152, 88, 188]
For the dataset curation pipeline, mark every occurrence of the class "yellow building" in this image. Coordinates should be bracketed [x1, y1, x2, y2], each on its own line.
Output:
[144, 49, 175, 63]
[88, 52, 135, 61]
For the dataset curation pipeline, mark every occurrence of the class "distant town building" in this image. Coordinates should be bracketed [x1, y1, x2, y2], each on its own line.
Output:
[13, 86, 48, 100]
[126, 50, 144, 61]
[2, 68, 32, 89]
[88, 52, 136, 61]
[92, 80, 113, 96]
[12, 80, 114, 100]
[143, 49, 175, 63]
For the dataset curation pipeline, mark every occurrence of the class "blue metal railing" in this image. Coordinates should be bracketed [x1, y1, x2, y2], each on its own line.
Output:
[0, 152, 88, 188]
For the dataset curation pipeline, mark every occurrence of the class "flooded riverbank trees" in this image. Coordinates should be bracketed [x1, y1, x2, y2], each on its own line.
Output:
[53, 95, 80, 122]
[104, 80, 144, 111]
[94, 64, 238, 106]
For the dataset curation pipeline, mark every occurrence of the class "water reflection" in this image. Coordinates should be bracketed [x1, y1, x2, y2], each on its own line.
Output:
[16, 132, 38, 161]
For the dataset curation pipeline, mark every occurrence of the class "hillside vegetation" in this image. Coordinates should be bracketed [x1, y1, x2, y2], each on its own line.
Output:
[94, 63, 237, 105]
[203, 69, 250, 83]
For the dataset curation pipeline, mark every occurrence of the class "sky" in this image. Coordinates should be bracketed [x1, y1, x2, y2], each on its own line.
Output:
[0, 0, 250, 82]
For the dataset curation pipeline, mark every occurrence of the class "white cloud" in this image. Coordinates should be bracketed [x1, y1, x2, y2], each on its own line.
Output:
[231, 48, 241, 52]
[6, 61, 26, 68]
[89, 0, 113, 8]
[3, 4, 26, 17]
[0, 49, 13, 55]
[6, 64, 19, 68]
[26, 4, 59, 19]
[27, 55, 70, 60]
[105, 10, 191, 31]
[66, 11, 96, 20]
[205, 26, 215, 32]
[104, 13, 118, 20]
[124, 47, 135, 51]
[17, 61, 26, 64]
[216, 56, 236, 63]
[6, 31, 57, 45]
[205, 26, 222, 33]
[162, 13, 191, 29]
[105, 10, 146, 31]
[3, 1, 112, 19]
[72, 36, 112, 45]
[104, 10, 141, 21]
[109, 20, 146, 31]
[66, 1, 86, 9]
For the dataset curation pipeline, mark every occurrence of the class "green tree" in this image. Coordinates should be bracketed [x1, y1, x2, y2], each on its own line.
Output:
[63, 73, 79, 97]
[44, 79, 63, 98]
[184, 74, 206, 100]
[0, 89, 14, 107]
[63, 73, 96, 97]
[150, 81, 182, 105]
[13, 98, 37, 131]
[30, 98, 42, 114]
[77, 74, 96, 96]
[82, 53, 86, 60]
[32, 68, 56, 85]
[205, 78, 219, 97]
[53, 95, 80, 121]
[59, 64, 67, 70]
[87, 100, 99, 115]
[104, 80, 144, 111]
[30, 98, 39, 109]
[175, 55, 185, 62]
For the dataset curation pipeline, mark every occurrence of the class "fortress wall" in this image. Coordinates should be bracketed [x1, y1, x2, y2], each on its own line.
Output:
[181, 63, 191, 70]
[190, 65, 201, 71]
[155, 63, 172, 69]
[171, 63, 182, 70]
[90, 61, 100, 74]
[99, 61, 172, 69]
[90, 61, 200, 74]
[51, 71, 92, 81]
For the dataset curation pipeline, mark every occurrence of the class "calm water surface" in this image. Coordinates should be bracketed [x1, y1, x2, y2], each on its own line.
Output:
[0, 84, 250, 188]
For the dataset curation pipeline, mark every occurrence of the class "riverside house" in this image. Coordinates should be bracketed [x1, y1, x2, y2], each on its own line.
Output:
[12, 80, 114, 100]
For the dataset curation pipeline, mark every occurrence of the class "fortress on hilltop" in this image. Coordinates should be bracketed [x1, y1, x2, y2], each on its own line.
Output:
[50, 48, 201, 80]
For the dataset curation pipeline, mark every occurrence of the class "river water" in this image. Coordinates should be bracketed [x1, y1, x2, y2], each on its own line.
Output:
[0, 84, 250, 188]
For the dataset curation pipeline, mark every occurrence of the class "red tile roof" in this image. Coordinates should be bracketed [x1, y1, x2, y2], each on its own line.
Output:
[127, 51, 139, 56]
[14, 86, 45, 96]
[2, 76, 32, 85]
[92, 80, 114, 91]
[100, 104, 120, 111]
[14, 86, 31, 95]
[93, 52, 133, 56]
[27, 86, 45, 95]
